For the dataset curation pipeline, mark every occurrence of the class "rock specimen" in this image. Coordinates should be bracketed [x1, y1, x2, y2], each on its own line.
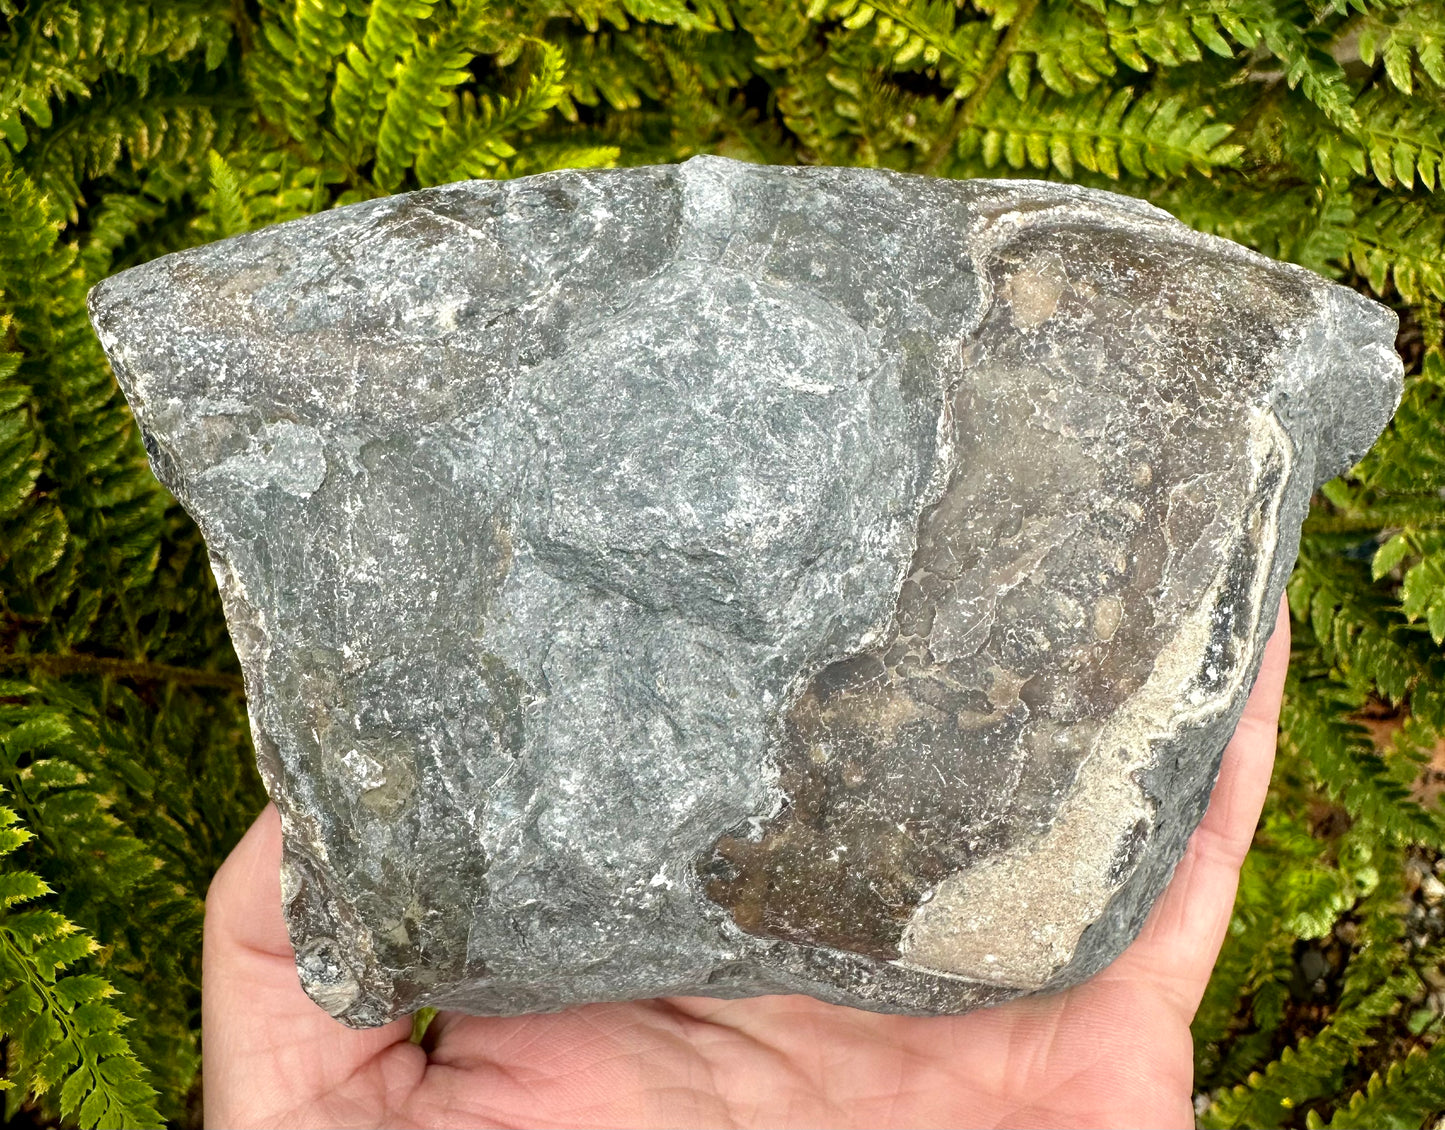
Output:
[88, 155, 1402, 1026]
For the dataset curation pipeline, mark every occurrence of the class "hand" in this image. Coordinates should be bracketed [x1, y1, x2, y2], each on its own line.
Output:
[203, 598, 1289, 1129]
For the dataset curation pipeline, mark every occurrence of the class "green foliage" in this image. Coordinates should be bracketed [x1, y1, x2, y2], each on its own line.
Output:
[0, 791, 159, 1129]
[1201, 965, 1422, 1128]
[1357, 1, 1445, 97]
[957, 84, 1241, 179]
[0, 0, 1444, 1124]
[1318, 1041, 1445, 1129]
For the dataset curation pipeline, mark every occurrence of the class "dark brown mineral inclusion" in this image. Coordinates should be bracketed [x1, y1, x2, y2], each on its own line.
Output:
[701, 221, 1293, 962]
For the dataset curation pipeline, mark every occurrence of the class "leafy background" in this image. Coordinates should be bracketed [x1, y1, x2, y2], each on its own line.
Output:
[0, 0, 1443, 1125]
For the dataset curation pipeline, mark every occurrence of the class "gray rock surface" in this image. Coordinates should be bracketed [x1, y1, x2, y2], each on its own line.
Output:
[89, 155, 1402, 1026]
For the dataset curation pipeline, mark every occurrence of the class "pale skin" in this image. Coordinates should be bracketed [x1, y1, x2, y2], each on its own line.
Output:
[203, 597, 1290, 1130]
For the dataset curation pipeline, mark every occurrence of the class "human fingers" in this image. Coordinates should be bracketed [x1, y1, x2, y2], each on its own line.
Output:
[202, 804, 419, 1128]
[1102, 594, 1290, 1018]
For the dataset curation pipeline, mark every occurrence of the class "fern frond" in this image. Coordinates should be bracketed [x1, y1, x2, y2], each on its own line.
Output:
[0, 329, 39, 525]
[249, 0, 353, 151]
[1357, 0, 1445, 95]
[1241, 11, 1357, 127]
[202, 149, 246, 239]
[507, 142, 622, 175]
[1287, 546, 1439, 710]
[23, 87, 237, 224]
[559, 29, 660, 113]
[416, 39, 570, 184]
[820, 0, 998, 93]
[1282, 664, 1444, 845]
[1397, 531, 1445, 642]
[0, 797, 159, 1130]
[958, 83, 1240, 179]
[373, 0, 493, 188]
[1338, 878, 1411, 1011]
[733, 0, 813, 70]
[76, 193, 169, 285]
[563, 0, 725, 32]
[1009, 0, 1234, 99]
[1326, 86, 1445, 192]
[1320, 1040, 1445, 1128]
[1199, 968, 1422, 1128]
[0, 2, 233, 155]
[331, 0, 434, 163]
[0, 10, 91, 150]
[1101, 0, 1240, 72]
[1344, 193, 1445, 305]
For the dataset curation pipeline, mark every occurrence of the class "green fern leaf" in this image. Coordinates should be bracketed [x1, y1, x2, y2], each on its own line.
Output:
[416, 39, 570, 184]
[202, 149, 247, 239]
[1324, 1040, 1445, 1128]
[331, 0, 435, 161]
[1357, 1, 1445, 95]
[959, 84, 1239, 179]
[373, 0, 491, 188]
[1200, 968, 1422, 1128]
[1344, 195, 1445, 307]
[0, 796, 159, 1128]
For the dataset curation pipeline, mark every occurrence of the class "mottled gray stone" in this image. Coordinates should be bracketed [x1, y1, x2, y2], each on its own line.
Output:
[88, 155, 1402, 1026]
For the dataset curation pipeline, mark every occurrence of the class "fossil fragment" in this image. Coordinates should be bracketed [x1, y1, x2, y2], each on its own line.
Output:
[88, 155, 1402, 1025]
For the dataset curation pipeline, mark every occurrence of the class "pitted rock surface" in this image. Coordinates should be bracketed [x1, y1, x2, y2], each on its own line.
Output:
[89, 155, 1402, 1025]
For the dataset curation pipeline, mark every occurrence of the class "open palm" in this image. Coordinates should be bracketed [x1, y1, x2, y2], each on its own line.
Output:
[203, 600, 1289, 1130]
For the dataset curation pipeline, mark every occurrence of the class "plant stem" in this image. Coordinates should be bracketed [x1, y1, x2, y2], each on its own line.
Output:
[0, 652, 244, 691]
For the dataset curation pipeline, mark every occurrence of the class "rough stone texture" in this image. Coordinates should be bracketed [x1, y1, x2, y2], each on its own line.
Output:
[88, 155, 1402, 1026]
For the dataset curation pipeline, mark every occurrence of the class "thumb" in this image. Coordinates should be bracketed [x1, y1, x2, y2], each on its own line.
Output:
[202, 804, 417, 1127]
